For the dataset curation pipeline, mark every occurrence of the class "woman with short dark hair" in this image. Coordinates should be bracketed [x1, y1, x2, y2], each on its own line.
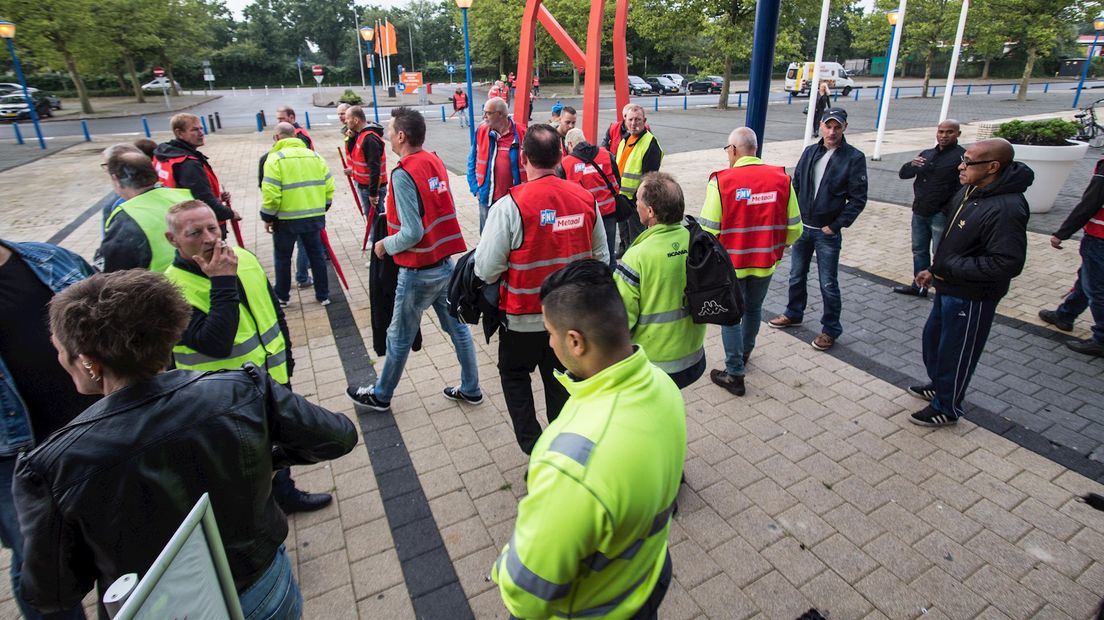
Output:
[16, 269, 357, 619]
[614, 172, 707, 388]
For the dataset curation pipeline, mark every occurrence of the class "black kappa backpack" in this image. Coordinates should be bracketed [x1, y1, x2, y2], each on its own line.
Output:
[684, 215, 744, 325]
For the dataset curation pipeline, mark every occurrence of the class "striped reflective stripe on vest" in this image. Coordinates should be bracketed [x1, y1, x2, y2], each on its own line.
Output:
[388, 212, 457, 234]
[717, 214, 801, 235]
[501, 535, 572, 601]
[560, 572, 650, 617]
[261, 176, 331, 190]
[260, 205, 328, 218]
[547, 433, 595, 466]
[615, 263, 640, 287]
[403, 232, 464, 254]
[698, 216, 721, 230]
[636, 307, 689, 325]
[502, 282, 543, 295]
[652, 348, 704, 373]
[173, 334, 263, 366]
[726, 242, 789, 256]
[507, 250, 593, 271]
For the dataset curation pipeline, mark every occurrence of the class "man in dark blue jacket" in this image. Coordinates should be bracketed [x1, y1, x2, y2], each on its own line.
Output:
[769, 108, 867, 351]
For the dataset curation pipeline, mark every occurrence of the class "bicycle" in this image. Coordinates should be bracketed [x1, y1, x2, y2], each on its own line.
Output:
[1074, 97, 1104, 148]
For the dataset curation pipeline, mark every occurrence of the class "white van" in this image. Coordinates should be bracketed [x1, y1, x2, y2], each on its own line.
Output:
[785, 62, 855, 95]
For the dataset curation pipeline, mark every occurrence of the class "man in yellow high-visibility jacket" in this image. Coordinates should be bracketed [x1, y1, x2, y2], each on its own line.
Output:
[492, 259, 684, 619]
[165, 199, 333, 515]
[615, 104, 663, 257]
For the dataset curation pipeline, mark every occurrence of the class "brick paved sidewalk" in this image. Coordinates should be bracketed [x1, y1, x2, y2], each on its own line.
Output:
[1, 118, 1103, 619]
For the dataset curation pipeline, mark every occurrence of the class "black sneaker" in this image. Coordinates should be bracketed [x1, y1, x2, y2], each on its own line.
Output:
[1039, 309, 1073, 332]
[1067, 338, 1104, 357]
[909, 405, 958, 427]
[443, 386, 484, 405]
[278, 299, 289, 309]
[907, 384, 936, 401]
[709, 369, 745, 396]
[346, 385, 390, 411]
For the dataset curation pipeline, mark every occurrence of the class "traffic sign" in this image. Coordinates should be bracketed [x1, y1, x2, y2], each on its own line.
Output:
[314, 74, 323, 85]
[153, 67, 165, 78]
[312, 65, 323, 76]
[447, 64, 456, 75]
[396, 82, 406, 93]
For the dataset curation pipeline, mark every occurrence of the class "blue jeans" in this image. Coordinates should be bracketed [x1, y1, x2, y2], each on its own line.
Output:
[785, 228, 843, 338]
[722, 274, 773, 376]
[479, 201, 490, 233]
[910, 212, 947, 276]
[373, 259, 480, 402]
[294, 241, 310, 285]
[273, 218, 329, 303]
[1055, 234, 1104, 344]
[357, 183, 387, 219]
[602, 216, 617, 268]
[237, 544, 302, 620]
[922, 293, 998, 419]
[0, 458, 86, 620]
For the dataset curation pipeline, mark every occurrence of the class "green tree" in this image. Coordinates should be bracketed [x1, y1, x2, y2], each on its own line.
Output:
[6, 0, 99, 113]
[290, 0, 356, 66]
[1001, 0, 1080, 100]
[964, 0, 1008, 79]
[95, 0, 163, 102]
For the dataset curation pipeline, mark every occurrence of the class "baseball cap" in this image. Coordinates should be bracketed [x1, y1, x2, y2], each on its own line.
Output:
[552, 101, 563, 115]
[821, 108, 848, 125]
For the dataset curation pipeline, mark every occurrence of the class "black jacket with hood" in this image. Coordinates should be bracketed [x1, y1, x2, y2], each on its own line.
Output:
[792, 136, 868, 233]
[930, 161, 1033, 301]
[152, 139, 234, 221]
[348, 122, 387, 198]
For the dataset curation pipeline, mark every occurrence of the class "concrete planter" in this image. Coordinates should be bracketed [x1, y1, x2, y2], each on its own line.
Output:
[1013, 140, 1089, 213]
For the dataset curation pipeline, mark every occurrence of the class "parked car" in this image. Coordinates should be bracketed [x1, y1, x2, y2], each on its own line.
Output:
[628, 75, 653, 96]
[688, 75, 724, 94]
[142, 77, 181, 92]
[0, 85, 59, 109]
[645, 76, 680, 95]
[0, 91, 53, 121]
[660, 73, 687, 91]
[0, 83, 21, 96]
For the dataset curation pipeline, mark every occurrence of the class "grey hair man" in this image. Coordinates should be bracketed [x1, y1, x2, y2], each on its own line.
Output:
[467, 96, 527, 231]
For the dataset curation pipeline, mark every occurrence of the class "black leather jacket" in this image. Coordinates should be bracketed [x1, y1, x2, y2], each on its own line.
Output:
[13, 366, 357, 614]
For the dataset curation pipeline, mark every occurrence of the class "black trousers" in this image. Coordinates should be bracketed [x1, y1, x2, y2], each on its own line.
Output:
[498, 329, 569, 454]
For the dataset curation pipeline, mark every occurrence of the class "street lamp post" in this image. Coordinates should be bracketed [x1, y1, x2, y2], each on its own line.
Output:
[0, 20, 45, 150]
[875, 10, 899, 130]
[359, 26, 380, 123]
[873, 0, 907, 160]
[1073, 15, 1104, 109]
[457, 0, 477, 146]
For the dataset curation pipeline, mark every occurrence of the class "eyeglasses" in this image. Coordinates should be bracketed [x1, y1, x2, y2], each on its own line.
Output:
[722, 145, 736, 152]
[960, 156, 996, 166]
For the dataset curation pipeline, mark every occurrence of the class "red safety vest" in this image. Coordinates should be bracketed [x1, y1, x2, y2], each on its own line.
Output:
[474, 122, 526, 189]
[711, 164, 793, 269]
[385, 150, 466, 268]
[454, 92, 468, 110]
[606, 120, 624, 155]
[500, 176, 597, 316]
[562, 150, 618, 217]
[348, 129, 387, 188]
[294, 125, 313, 150]
[154, 153, 222, 198]
[489, 86, 504, 99]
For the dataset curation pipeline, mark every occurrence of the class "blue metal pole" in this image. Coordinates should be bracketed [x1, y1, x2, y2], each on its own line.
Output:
[654, 97, 658, 111]
[1074, 30, 1101, 108]
[441, 105, 446, 122]
[1044, 82, 1049, 93]
[200, 115, 209, 134]
[4, 38, 45, 149]
[256, 113, 263, 132]
[12, 123, 23, 145]
[967, 84, 972, 95]
[304, 110, 312, 129]
[683, 94, 687, 110]
[365, 40, 380, 123]
[461, 7, 476, 146]
[142, 117, 151, 138]
[744, 0, 781, 156]
[987, 83, 992, 94]
[81, 120, 90, 142]
[875, 24, 897, 130]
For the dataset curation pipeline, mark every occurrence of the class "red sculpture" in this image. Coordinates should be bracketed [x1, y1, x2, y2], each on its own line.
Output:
[511, 0, 630, 144]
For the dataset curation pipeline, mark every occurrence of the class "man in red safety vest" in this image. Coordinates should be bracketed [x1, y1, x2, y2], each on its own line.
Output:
[346, 107, 482, 412]
[343, 105, 388, 216]
[153, 113, 240, 236]
[561, 127, 620, 265]
[467, 97, 527, 232]
[277, 105, 313, 150]
[474, 124, 610, 454]
[701, 127, 802, 398]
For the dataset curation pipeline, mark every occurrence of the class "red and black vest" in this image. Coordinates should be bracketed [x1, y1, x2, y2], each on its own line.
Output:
[454, 91, 468, 110]
[474, 122, 525, 188]
[562, 149, 618, 217]
[155, 154, 222, 198]
[500, 176, 597, 316]
[1085, 160, 1104, 239]
[385, 150, 466, 268]
[606, 120, 624, 155]
[348, 129, 387, 188]
[294, 125, 314, 150]
[711, 164, 793, 269]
